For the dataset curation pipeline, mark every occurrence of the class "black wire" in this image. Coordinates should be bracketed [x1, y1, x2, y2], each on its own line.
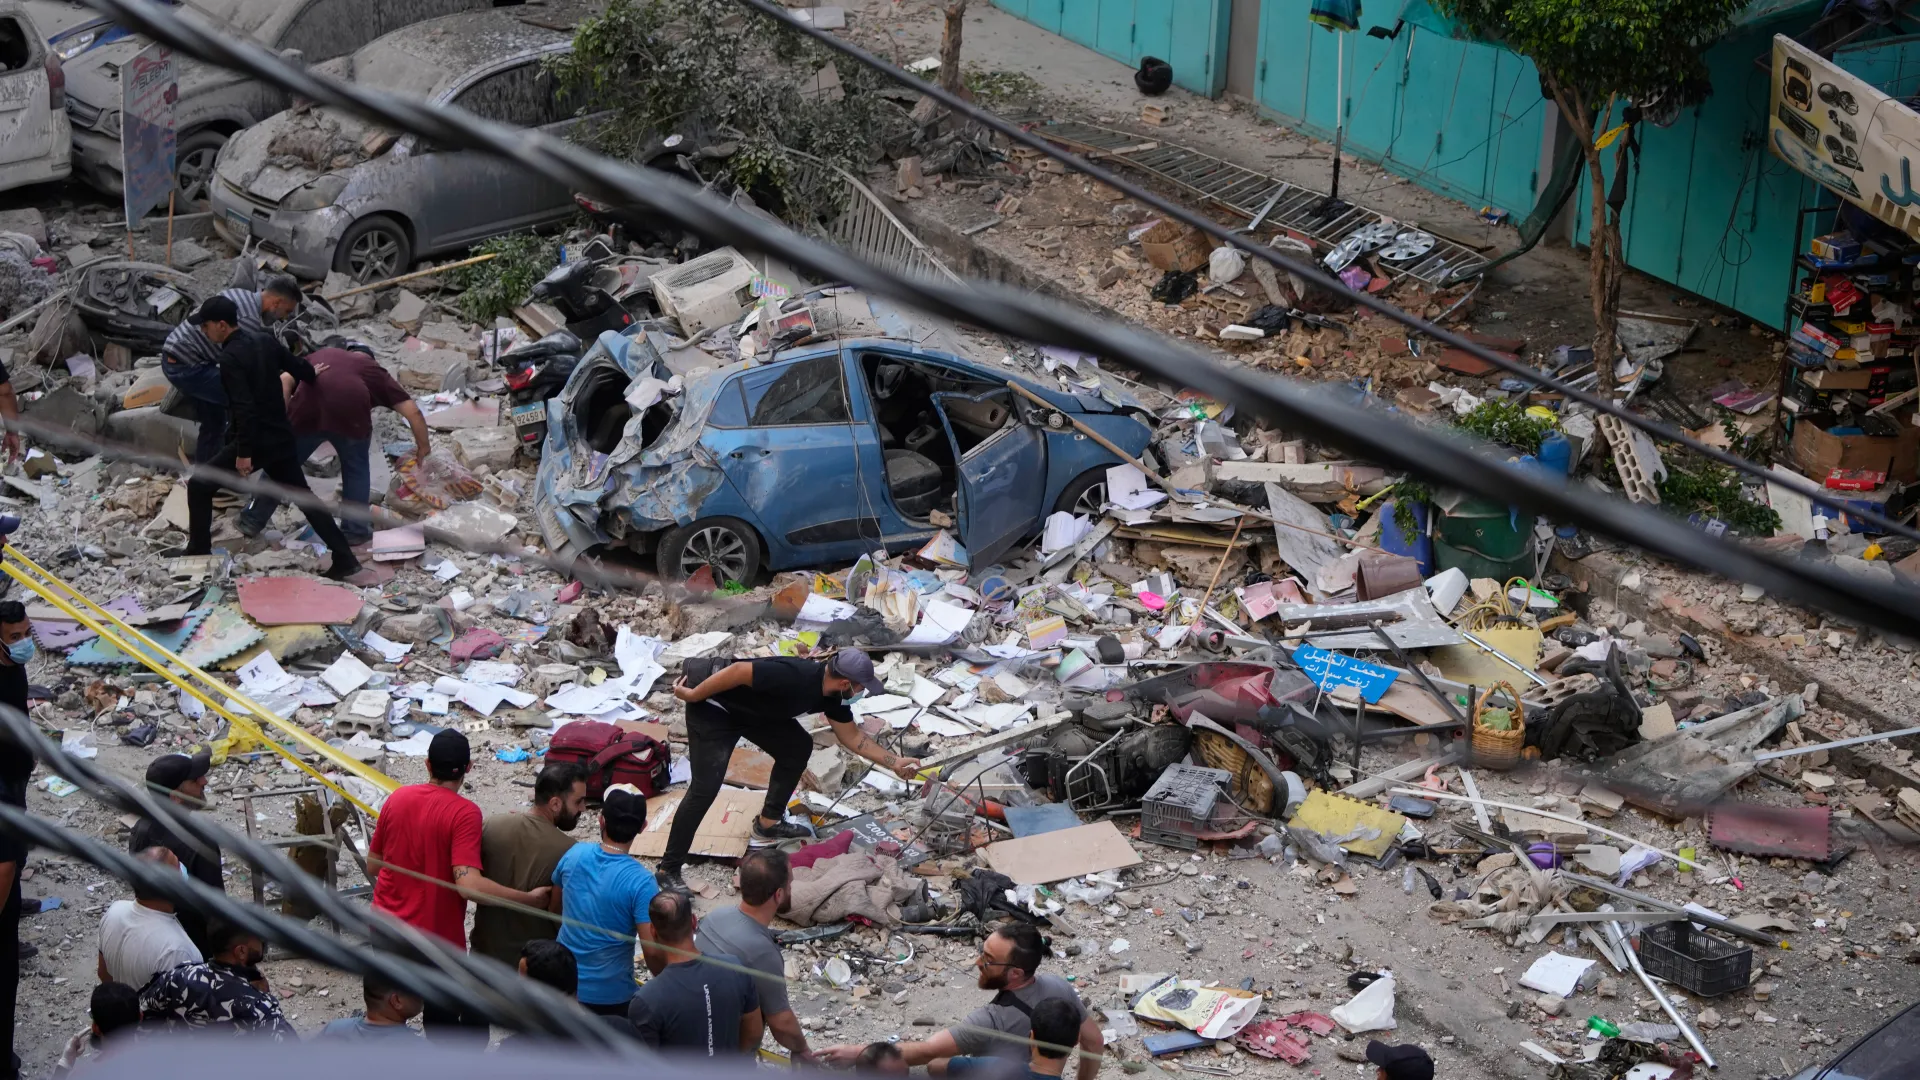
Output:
[70, 0, 1920, 638]
[0, 799, 648, 1051]
[727, 0, 1920, 546]
[0, 705, 638, 1050]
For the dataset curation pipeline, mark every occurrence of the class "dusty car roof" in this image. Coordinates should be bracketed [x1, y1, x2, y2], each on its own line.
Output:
[344, 8, 577, 100]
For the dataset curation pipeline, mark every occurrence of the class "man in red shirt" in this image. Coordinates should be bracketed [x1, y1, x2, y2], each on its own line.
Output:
[369, 730, 549, 1045]
[238, 338, 431, 545]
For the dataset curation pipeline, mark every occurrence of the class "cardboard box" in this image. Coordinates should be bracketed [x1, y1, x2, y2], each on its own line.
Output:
[1802, 365, 1888, 390]
[630, 788, 762, 859]
[1791, 412, 1920, 482]
[1138, 220, 1215, 273]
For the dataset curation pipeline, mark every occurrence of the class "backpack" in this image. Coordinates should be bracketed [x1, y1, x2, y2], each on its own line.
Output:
[545, 720, 672, 801]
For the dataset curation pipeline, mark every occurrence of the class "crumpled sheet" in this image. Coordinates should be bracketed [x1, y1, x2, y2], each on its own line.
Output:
[787, 851, 923, 927]
[1427, 858, 1568, 940]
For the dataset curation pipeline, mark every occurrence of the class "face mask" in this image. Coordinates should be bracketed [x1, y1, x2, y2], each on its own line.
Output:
[5, 638, 32, 665]
[179, 862, 191, 883]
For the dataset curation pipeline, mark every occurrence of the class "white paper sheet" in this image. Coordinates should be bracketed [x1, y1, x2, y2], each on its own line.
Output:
[795, 593, 857, 628]
[362, 632, 412, 663]
[851, 693, 913, 716]
[916, 714, 972, 738]
[320, 653, 374, 696]
[462, 662, 523, 686]
[902, 597, 974, 646]
[909, 675, 946, 707]
[1040, 511, 1092, 555]
[237, 653, 295, 695]
[546, 683, 628, 715]
[1106, 463, 1166, 510]
[1517, 952, 1596, 998]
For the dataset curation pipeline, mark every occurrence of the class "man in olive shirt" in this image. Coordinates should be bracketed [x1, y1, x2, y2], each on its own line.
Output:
[470, 763, 585, 967]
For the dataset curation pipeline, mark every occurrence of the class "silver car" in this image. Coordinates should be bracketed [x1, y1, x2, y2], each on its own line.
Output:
[61, 0, 491, 201]
[209, 8, 589, 281]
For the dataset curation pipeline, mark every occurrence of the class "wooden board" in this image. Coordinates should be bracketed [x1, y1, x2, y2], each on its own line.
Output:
[1372, 680, 1459, 727]
[982, 821, 1142, 885]
[631, 788, 761, 859]
[1430, 627, 1544, 686]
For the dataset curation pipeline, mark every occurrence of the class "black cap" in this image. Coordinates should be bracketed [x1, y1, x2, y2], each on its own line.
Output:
[427, 729, 471, 773]
[601, 786, 647, 833]
[188, 295, 239, 326]
[1366, 1042, 1434, 1080]
[145, 748, 210, 792]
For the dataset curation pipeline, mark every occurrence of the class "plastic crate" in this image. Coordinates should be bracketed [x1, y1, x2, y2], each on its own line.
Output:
[1140, 764, 1232, 850]
[1638, 921, 1752, 997]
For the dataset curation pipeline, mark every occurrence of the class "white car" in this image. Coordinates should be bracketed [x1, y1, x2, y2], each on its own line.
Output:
[60, 0, 490, 202]
[0, 1, 70, 192]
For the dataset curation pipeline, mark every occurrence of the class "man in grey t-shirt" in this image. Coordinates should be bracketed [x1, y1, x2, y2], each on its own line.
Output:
[817, 922, 1103, 1078]
[696, 850, 807, 1060]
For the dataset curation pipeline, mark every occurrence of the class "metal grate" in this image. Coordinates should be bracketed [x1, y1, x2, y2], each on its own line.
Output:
[1021, 118, 1489, 287]
[788, 153, 969, 291]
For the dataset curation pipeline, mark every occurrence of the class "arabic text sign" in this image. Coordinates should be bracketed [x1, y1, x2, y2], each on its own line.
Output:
[1293, 643, 1398, 704]
[121, 43, 177, 226]
[1768, 34, 1920, 240]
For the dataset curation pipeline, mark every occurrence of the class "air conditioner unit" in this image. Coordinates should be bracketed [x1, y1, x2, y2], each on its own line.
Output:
[648, 248, 759, 335]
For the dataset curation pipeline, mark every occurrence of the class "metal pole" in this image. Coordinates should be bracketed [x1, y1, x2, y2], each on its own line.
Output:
[1329, 31, 1345, 201]
[1606, 918, 1716, 1069]
[1754, 722, 1920, 762]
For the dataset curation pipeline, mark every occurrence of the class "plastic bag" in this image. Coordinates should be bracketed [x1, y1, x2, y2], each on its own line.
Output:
[1329, 973, 1396, 1033]
[1209, 245, 1246, 284]
[390, 452, 483, 513]
[1056, 876, 1117, 907]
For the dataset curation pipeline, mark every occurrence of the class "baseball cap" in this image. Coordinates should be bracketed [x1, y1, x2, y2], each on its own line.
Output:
[0, 515, 20, 539]
[188, 295, 239, 326]
[828, 649, 884, 696]
[145, 748, 211, 792]
[427, 729, 471, 773]
[601, 785, 647, 832]
[1366, 1042, 1434, 1080]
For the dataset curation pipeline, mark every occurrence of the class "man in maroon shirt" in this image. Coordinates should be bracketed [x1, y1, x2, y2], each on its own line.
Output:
[369, 730, 549, 1045]
[238, 338, 431, 545]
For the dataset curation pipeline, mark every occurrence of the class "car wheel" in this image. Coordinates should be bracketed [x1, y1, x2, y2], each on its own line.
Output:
[1054, 468, 1110, 517]
[656, 517, 762, 586]
[333, 215, 412, 283]
[174, 130, 228, 206]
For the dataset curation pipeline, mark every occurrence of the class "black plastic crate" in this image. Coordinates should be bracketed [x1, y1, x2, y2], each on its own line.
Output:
[1638, 921, 1752, 997]
[1140, 764, 1231, 850]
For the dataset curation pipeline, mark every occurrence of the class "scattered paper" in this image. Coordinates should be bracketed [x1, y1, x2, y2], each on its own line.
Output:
[1106, 463, 1166, 510]
[1041, 512, 1092, 555]
[463, 661, 523, 686]
[795, 593, 857, 628]
[237, 653, 296, 695]
[362, 632, 412, 663]
[348, 689, 389, 719]
[902, 597, 974, 646]
[320, 653, 374, 696]
[1518, 952, 1596, 998]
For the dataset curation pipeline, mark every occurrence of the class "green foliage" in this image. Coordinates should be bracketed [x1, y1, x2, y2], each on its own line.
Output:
[450, 232, 557, 324]
[548, 0, 910, 225]
[1658, 461, 1782, 537]
[1429, 0, 1744, 114]
[1454, 400, 1555, 456]
[965, 69, 1043, 104]
[1387, 480, 1432, 546]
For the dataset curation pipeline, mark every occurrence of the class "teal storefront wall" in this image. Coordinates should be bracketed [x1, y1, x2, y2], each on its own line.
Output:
[990, 0, 1232, 97]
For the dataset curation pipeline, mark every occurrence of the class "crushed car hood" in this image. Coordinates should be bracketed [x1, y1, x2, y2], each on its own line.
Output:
[216, 107, 389, 202]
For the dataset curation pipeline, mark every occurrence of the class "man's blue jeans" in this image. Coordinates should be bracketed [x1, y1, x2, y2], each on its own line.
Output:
[161, 359, 226, 464]
[239, 432, 374, 545]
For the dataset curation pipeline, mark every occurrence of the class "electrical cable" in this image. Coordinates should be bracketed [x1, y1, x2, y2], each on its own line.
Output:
[0, 704, 640, 1051]
[61, 0, 1920, 639]
[727, 0, 1920, 546]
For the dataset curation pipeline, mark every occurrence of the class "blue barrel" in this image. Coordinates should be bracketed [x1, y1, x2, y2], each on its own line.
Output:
[1377, 498, 1433, 576]
[1537, 432, 1572, 476]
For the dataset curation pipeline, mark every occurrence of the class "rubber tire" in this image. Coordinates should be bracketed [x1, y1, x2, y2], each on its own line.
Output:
[1054, 468, 1110, 516]
[173, 129, 229, 206]
[655, 516, 763, 586]
[332, 214, 413, 282]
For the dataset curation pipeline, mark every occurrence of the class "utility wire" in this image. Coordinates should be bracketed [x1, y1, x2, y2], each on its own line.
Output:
[728, 0, 1920, 547]
[60, 0, 1920, 638]
[0, 704, 640, 1050]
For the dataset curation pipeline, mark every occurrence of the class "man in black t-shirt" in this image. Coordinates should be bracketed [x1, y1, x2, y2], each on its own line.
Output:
[628, 891, 760, 1054]
[128, 750, 221, 951]
[658, 651, 920, 895]
[0, 596, 35, 800]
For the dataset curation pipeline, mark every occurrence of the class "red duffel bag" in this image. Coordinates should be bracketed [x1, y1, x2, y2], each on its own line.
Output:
[545, 720, 672, 801]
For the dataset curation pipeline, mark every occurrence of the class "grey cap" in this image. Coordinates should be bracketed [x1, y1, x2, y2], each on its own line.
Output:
[828, 649, 884, 695]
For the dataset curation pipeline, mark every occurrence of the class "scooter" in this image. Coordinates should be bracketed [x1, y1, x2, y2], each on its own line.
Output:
[498, 330, 582, 457]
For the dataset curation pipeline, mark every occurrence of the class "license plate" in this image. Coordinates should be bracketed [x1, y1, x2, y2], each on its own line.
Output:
[224, 208, 251, 235]
[511, 402, 545, 423]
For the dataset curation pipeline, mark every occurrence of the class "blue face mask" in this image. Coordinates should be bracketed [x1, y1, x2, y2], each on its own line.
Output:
[5, 638, 31, 665]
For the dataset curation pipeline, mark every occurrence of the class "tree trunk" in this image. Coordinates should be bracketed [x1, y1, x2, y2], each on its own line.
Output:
[940, 0, 968, 96]
[1584, 143, 1615, 364]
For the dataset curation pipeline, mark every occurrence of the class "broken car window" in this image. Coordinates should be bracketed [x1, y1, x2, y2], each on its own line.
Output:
[0, 19, 28, 71]
[452, 62, 556, 129]
[739, 356, 851, 427]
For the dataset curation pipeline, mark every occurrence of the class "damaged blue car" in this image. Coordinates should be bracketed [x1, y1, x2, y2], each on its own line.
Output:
[531, 315, 1154, 584]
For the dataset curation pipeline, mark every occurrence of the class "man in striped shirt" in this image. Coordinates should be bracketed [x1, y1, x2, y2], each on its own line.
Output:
[162, 278, 302, 462]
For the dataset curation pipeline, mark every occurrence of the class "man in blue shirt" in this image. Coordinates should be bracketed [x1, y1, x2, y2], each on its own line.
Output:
[314, 971, 422, 1040]
[552, 787, 656, 1014]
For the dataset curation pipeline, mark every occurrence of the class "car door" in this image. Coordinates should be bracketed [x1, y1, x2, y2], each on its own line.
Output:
[702, 354, 874, 565]
[425, 59, 576, 249]
[932, 388, 1048, 567]
[0, 7, 60, 176]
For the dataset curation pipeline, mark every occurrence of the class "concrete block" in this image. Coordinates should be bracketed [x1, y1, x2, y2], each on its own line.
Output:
[324, 272, 373, 319]
[391, 344, 467, 392]
[452, 426, 518, 471]
[103, 405, 196, 458]
[27, 385, 106, 436]
[0, 208, 46, 246]
[416, 320, 476, 355]
[169, 239, 214, 269]
[387, 289, 428, 331]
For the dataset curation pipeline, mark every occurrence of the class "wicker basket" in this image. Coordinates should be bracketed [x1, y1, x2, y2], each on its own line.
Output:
[1471, 681, 1526, 769]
